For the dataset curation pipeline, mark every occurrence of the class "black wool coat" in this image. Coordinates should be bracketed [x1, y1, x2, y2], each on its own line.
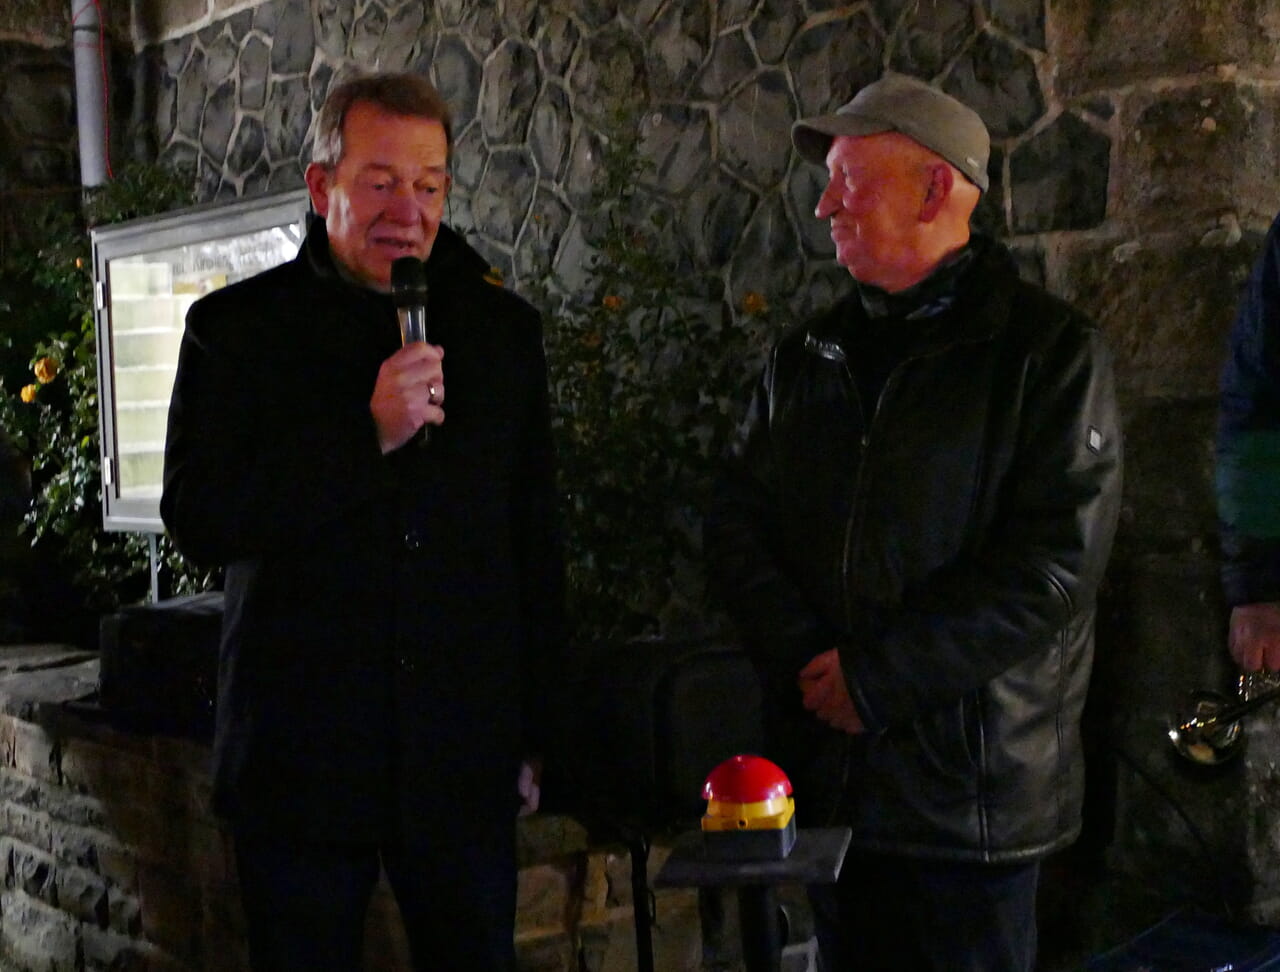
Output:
[161, 220, 565, 841]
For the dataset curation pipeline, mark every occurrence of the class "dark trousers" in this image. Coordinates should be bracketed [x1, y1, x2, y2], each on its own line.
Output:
[809, 850, 1040, 972]
[233, 822, 517, 972]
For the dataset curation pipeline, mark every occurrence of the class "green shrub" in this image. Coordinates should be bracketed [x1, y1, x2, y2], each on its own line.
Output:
[534, 107, 776, 646]
[0, 162, 216, 622]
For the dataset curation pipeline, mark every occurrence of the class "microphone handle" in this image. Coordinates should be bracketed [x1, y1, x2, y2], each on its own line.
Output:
[398, 305, 428, 346]
[396, 304, 432, 447]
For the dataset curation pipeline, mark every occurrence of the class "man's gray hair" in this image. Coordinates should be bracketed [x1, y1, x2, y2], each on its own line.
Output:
[311, 71, 453, 168]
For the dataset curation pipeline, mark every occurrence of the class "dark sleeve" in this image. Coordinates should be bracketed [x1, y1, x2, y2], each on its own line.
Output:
[510, 307, 567, 753]
[843, 320, 1123, 731]
[160, 291, 392, 566]
[703, 346, 842, 676]
[1217, 212, 1280, 606]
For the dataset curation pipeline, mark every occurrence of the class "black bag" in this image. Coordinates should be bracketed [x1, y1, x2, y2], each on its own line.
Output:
[98, 590, 223, 739]
[547, 637, 765, 832]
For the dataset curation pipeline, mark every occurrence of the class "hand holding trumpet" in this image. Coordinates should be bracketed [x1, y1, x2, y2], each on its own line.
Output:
[1228, 601, 1280, 672]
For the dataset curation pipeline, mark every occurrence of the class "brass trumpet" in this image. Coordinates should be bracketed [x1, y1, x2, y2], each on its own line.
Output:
[1169, 671, 1280, 765]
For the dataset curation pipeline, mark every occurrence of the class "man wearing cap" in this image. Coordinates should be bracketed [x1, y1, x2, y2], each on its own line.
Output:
[705, 74, 1122, 971]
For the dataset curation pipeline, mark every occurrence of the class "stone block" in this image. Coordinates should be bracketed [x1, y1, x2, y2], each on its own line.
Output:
[60, 738, 152, 802]
[1115, 398, 1219, 552]
[9, 843, 56, 905]
[719, 70, 794, 189]
[75, 789, 187, 868]
[602, 845, 634, 910]
[0, 889, 79, 972]
[1051, 231, 1258, 399]
[82, 924, 157, 972]
[943, 30, 1044, 139]
[187, 820, 235, 890]
[1111, 83, 1280, 232]
[480, 40, 539, 145]
[49, 819, 103, 871]
[200, 883, 248, 970]
[1243, 708, 1280, 923]
[134, 0, 211, 44]
[46, 788, 110, 831]
[514, 929, 577, 972]
[887, 0, 977, 80]
[0, 764, 40, 806]
[137, 862, 200, 961]
[95, 838, 138, 894]
[108, 884, 142, 937]
[5, 800, 52, 852]
[7, 717, 58, 784]
[516, 862, 576, 937]
[578, 848, 613, 923]
[149, 736, 210, 777]
[517, 813, 591, 868]
[1010, 112, 1110, 233]
[52, 861, 108, 926]
[1052, 0, 1280, 96]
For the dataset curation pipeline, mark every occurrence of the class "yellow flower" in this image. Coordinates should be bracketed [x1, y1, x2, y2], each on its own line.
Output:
[581, 331, 602, 349]
[33, 356, 58, 384]
[75, 257, 84, 269]
[19, 384, 38, 403]
[741, 291, 768, 316]
[483, 267, 504, 287]
[602, 295, 624, 312]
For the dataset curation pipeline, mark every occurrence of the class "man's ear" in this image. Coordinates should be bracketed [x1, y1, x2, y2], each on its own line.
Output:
[920, 162, 954, 222]
[303, 162, 331, 218]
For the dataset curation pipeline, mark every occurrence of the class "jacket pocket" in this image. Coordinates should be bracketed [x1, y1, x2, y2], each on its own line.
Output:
[910, 694, 982, 791]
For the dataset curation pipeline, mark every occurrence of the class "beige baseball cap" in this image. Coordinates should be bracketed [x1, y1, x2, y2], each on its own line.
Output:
[792, 74, 990, 192]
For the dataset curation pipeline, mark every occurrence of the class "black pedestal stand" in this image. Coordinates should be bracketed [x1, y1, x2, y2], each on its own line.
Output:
[654, 827, 851, 972]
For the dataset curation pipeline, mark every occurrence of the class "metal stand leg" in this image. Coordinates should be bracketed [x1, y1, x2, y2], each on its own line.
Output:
[628, 835, 655, 972]
[737, 885, 782, 972]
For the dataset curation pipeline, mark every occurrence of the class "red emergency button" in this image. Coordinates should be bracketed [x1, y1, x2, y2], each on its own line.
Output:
[701, 754, 797, 860]
[702, 753, 792, 806]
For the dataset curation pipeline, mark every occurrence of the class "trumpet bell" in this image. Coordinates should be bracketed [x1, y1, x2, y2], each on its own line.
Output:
[1168, 690, 1244, 766]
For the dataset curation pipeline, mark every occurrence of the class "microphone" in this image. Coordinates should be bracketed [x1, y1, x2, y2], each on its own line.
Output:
[390, 256, 432, 446]
[391, 255, 429, 346]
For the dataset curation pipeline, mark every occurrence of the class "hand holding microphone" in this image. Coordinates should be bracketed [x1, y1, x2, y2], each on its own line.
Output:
[370, 256, 444, 453]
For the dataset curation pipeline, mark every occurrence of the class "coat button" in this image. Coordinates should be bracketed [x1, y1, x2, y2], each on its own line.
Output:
[403, 528, 422, 551]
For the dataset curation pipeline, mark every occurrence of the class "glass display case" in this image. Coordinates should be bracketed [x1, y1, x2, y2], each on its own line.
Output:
[91, 188, 311, 532]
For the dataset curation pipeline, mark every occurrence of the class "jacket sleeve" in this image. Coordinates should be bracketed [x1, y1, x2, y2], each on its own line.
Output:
[510, 309, 567, 754]
[160, 290, 392, 567]
[1217, 212, 1280, 606]
[704, 346, 843, 676]
[843, 320, 1123, 732]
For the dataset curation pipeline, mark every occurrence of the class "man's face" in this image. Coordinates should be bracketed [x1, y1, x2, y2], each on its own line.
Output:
[304, 101, 451, 291]
[816, 133, 928, 292]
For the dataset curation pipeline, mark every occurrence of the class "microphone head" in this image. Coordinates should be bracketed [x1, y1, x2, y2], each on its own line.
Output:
[390, 256, 429, 307]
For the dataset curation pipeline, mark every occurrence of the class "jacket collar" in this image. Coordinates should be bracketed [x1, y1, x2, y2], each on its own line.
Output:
[807, 235, 1019, 356]
[854, 244, 975, 321]
[300, 216, 489, 293]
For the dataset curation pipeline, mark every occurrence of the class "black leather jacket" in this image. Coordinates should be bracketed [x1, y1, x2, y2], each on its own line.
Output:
[705, 239, 1122, 862]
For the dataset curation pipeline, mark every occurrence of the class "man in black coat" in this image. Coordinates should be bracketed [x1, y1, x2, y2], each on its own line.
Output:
[704, 75, 1122, 971]
[161, 72, 564, 971]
